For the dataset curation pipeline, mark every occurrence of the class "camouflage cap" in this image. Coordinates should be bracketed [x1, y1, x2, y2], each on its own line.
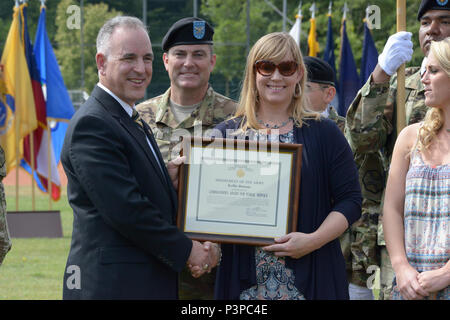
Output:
[162, 17, 214, 52]
[418, 0, 450, 20]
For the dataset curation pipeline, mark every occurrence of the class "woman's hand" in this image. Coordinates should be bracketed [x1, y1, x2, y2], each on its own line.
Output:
[262, 232, 319, 259]
[188, 241, 221, 277]
[394, 263, 429, 300]
[417, 266, 450, 295]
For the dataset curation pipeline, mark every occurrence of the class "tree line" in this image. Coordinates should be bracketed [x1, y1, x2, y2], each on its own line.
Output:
[0, 0, 422, 100]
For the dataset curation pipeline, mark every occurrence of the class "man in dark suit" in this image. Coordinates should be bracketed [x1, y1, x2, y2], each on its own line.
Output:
[61, 16, 215, 299]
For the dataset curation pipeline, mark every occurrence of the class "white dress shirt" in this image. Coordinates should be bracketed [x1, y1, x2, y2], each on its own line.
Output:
[97, 83, 164, 173]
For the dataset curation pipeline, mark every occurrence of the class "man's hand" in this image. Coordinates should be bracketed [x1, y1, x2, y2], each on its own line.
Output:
[187, 241, 220, 278]
[377, 31, 413, 77]
[166, 155, 185, 191]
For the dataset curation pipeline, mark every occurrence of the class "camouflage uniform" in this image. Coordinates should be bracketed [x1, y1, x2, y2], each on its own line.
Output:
[345, 67, 427, 299]
[327, 105, 378, 290]
[136, 86, 237, 163]
[0, 145, 11, 265]
[136, 85, 237, 300]
[327, 106, 345, 133]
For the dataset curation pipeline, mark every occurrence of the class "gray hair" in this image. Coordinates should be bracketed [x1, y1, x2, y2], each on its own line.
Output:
[96, 16, 148, 56]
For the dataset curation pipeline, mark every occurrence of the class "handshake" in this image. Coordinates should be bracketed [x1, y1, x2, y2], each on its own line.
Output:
[187, 240, 221, 278]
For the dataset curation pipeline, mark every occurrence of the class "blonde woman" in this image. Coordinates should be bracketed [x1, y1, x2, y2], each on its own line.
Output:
[383, 38, 450, 300]
[213, 32, 362, 300]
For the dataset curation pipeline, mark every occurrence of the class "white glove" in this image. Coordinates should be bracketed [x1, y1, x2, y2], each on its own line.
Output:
[378, 31, 413, 76]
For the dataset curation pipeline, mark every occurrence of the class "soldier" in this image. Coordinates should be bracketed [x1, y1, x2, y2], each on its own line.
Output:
[304, 56, 376, 299]
[0, 145, 11, 265]
[303, 57, 344, 132]
[0, 65, 12, 266]
[135, 17, 237, 299]
[136, 17, 237, 163]
[345, 0, 450, 299]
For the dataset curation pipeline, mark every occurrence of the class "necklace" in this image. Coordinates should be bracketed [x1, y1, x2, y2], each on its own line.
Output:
[257, 116, 294, 129]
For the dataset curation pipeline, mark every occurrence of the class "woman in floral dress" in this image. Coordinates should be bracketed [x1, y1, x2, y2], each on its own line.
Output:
[383, 38, 450, 300]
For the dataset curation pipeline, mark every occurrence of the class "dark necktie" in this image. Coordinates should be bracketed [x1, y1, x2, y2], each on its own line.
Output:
[132, 109, 145, 132]
[131, 109, 165, 175]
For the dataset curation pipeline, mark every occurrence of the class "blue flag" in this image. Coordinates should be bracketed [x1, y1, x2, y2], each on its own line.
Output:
[34, 7, 75, 121]
[338, 20, 360, 117]
[360, 22, 378, 86]
[323, 15, 338, 86]
[33, 6, 75, 200]
[20, 3, 59, 199]
[323, 13, 339, 110]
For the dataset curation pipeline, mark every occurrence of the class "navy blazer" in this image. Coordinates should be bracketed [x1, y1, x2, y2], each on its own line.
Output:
[62, 86, 192, 299]
[213, 117, 362, 300]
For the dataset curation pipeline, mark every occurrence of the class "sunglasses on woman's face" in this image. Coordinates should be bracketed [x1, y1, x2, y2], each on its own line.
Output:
[254, 60, 298, 77]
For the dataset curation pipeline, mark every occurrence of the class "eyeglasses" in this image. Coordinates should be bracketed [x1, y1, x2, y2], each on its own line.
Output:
[254, 60, 298, 77]
[305, 82, 331, 92]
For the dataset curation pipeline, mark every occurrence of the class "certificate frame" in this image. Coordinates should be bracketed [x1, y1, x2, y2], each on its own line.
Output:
[177, 136, 302, 246]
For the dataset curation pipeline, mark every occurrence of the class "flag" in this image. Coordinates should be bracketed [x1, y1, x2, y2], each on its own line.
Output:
[289, 4, 302, 48]
[33, 5, 75, 200]
[34, 7, 75, 121]
[0, 5, 38, 173]
[338, 19, 360, 116]
[323, 3, 339, 109]
[307, 3, 319, 57]
[20, 3, 61, 201]
[360, 21, 378, 86]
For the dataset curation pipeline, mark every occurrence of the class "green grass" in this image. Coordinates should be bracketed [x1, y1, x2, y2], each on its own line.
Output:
[0, 186, 382, 300]
[0, 186, 73, 300]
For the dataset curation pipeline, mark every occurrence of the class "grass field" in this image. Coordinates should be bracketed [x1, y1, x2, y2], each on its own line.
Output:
[0, 185, 73, 300]
[0, 185, 381, 300]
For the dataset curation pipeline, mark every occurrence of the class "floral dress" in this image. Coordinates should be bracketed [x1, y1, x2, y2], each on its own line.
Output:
[236, 129, 305, 300]
[391, 149, 450, 300]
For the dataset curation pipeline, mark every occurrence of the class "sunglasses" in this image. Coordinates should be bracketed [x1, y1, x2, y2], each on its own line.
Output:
[254, 60, 298, 77]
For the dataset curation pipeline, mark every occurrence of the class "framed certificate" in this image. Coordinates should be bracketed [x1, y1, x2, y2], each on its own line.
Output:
[177, 136, 302, 246]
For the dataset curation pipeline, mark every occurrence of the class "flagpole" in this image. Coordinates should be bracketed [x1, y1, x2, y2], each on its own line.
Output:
[47, 118, 52, 209]
[342, 2, 348, 21]
[22, 1, 37, 211]
[14, 0, 20, 211]
[39, 0, 51, 209]
[396, 0, 406, 136]
[297, 1, 302, 49]
[20, 1, 36, 211]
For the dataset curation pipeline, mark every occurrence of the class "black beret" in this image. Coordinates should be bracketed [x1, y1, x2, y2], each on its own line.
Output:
[418, 0, 450, 20]
[162, 17, 214, 52]
[303, 57, 335, 86]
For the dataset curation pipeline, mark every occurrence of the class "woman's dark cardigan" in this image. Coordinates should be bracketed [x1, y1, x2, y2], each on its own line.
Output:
[213, 117, 362, 300]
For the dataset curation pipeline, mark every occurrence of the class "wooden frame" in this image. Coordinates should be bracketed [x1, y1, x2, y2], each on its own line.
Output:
[177, 136, 302, 246]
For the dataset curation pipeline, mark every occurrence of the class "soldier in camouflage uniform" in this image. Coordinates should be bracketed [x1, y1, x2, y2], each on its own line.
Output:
[0, 145, 11, 265]
[345, 0, 450, 299]
[137, 86, 236, 162]
[0, 64, 12, 266]
[304, 56, 378, 299]
[136, 17, 237, 299]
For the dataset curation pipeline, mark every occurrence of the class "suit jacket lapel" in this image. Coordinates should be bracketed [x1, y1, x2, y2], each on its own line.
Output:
[91, 86, 170, 191]
[142, 121, 178, 214]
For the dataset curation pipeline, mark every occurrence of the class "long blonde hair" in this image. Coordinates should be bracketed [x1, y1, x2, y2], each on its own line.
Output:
[416, 37, 450, 151]
[234, 32, 319, 132]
